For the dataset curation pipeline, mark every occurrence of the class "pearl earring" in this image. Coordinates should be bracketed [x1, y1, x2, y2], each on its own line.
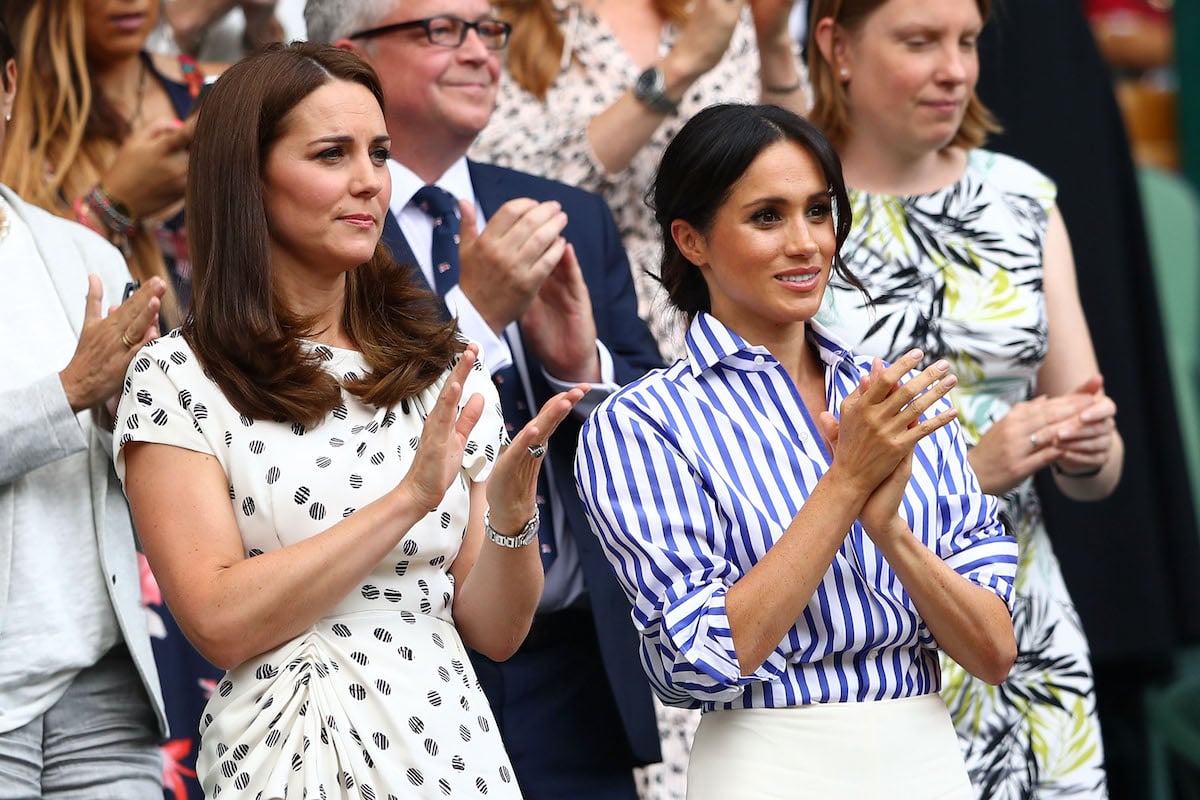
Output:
[839, 69, 849, 80]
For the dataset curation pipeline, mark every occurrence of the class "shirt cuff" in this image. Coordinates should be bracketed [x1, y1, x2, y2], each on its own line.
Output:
[542, 340, 618, 417]
[444, 285, 513, 373]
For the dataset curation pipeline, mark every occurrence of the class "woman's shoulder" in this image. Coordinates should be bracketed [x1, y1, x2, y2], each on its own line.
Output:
[968, 149, 1057, 210]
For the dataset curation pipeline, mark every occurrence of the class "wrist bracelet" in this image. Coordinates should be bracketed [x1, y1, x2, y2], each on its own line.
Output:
[485, 509, 540, 548]
[84, 185, 140, 258]
[86, 185, 139, 234]
[763, 79, 803, 94]
[1052, 462, 1103, 479]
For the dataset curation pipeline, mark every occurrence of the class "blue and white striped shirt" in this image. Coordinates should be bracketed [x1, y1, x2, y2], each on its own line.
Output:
[575, 313, 1017, 711]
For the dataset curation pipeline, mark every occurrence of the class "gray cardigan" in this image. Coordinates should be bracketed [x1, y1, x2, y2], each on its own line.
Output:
[0, 185, 166, 736]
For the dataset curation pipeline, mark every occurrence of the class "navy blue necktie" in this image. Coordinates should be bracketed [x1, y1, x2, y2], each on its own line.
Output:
[412, 185, 461, 297]
[412, 185, 557, 569]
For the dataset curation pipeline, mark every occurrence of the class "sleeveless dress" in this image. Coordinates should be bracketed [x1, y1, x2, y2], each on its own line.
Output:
[817, 150, 1108, 799]
[113, 332, 522, 800]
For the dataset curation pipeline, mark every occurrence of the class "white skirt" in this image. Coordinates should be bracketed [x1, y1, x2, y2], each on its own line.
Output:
[687, 694, 972, 800]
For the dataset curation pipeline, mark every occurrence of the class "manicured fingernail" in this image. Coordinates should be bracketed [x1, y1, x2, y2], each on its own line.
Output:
[934, 360, 949, 372]
[907, 348, 922, 360]
[943, 375, 958, 388]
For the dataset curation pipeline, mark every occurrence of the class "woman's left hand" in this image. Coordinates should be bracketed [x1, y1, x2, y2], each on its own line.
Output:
[1051, 376, 1118, 475]
[485, 384, 590, 532]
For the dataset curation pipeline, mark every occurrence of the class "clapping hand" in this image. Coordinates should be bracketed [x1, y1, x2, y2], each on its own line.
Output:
[401, 346, 488, 513]
[485, 383, 590, 533]
[818, 351, 960, 540]
[1048, 376, 1117, 476]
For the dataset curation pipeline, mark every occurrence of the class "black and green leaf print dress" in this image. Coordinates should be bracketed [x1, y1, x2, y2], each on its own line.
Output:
[114, 333, 521, 800]
[818, 150, 1108, 799]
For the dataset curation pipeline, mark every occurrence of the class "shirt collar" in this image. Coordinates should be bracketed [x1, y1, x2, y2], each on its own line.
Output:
[683, 312, 859, 377]
[387, 157, 476, 220]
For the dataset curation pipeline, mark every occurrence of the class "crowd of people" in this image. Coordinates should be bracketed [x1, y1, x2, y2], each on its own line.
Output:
[0, 0, 1194, 799]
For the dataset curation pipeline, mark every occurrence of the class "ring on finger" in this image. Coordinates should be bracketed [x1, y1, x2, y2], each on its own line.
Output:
[120, 331, 138, 349]
[528, 443, 547, 458]
[1030, 433, 1040, 450]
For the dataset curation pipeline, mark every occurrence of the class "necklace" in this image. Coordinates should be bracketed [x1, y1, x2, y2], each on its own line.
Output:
[130, 56, 148, 126]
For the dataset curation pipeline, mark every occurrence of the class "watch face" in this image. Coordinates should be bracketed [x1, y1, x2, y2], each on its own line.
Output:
[636, 67, 659, 97]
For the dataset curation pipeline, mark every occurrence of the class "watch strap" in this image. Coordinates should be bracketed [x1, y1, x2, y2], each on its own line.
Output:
[485, 509, 541, 548]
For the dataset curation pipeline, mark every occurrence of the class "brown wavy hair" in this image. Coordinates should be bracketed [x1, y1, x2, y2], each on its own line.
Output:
[499, 0, 689, 99]
[806, 0, 999, 150]
[185, 42, 464, 427]
[0, 0, 182, 324]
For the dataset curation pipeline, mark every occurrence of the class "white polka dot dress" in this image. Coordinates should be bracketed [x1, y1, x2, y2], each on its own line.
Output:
[113, 332, 520, 799]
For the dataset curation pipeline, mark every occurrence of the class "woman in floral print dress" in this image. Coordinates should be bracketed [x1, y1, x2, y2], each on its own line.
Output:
[808, 0, 1123, 797]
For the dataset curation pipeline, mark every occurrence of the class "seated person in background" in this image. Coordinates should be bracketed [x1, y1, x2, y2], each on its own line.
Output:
[575, 102, 1018, 800]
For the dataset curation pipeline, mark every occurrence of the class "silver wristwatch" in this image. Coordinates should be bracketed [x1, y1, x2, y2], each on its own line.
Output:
[633, 66, 678, 115]
[485, 509, 540, 548]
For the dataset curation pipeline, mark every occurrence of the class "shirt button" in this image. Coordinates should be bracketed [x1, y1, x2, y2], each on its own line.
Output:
[753, 355, 765, 365]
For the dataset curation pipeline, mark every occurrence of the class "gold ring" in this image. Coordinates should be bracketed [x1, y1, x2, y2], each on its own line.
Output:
[120, 331, 137, 349]
[527, 443, 547, 458]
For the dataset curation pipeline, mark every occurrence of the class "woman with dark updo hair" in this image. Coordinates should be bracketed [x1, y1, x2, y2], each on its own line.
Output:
[576, 103, 1018, 798]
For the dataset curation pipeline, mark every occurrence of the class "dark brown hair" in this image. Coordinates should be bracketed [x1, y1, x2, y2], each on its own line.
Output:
[185, 41, 463, 427]
[806, 0, 999, 150]
[649, 103, 866, 321]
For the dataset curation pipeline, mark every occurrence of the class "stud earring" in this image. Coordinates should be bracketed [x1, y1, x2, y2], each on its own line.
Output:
[839, 68, 849, 80]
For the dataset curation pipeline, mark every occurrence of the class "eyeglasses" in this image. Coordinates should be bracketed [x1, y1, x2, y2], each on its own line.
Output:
[348, 15, 512, 50]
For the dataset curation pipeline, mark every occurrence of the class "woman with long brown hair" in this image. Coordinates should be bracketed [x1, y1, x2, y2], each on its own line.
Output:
[115, 42, 585, 798]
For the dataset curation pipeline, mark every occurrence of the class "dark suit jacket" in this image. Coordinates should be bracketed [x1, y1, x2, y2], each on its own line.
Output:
[382, 160, 665, 765]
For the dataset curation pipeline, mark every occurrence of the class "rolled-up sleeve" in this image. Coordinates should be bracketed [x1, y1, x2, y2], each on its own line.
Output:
[930, 419, 1018, 611]
[576, 400, 777, 707]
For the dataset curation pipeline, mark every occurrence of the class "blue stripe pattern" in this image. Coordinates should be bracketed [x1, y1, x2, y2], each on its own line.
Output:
[574, 313, 1017, 711]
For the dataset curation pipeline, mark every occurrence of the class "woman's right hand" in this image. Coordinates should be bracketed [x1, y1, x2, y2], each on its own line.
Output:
[59, 275, 166, 413]
[398, 345, 487, 513]
[101, 118, 194, 220]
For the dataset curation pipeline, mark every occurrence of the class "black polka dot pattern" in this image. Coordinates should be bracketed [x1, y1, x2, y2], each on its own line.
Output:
[113, 336, 516, 797]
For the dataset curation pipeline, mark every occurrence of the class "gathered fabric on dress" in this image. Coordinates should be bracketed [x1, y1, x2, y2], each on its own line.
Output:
[818, 149, 1108, 800]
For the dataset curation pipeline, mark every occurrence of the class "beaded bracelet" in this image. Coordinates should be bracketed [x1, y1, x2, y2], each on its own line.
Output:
[84, 185, 140, 258]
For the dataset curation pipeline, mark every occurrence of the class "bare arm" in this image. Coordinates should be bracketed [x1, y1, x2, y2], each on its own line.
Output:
[966, 209, 1122, 499]
[125, 349, 487, 669]
[451, 385, 588, 660]
[1035, 208, 1123, 499]
[587, 0, 746, 175]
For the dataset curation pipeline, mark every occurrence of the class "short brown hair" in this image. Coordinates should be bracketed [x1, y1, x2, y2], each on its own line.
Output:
[186, 42, 464, 427]
[806, 0, 999, 150]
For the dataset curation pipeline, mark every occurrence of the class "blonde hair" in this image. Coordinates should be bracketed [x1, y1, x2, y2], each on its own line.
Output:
[806, 0, 999, 150]
[499, 0, 690, 99]
[0, 0, 181, 324]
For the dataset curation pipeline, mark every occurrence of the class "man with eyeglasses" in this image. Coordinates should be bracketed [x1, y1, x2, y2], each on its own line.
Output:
[305, 1, 664, 798]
